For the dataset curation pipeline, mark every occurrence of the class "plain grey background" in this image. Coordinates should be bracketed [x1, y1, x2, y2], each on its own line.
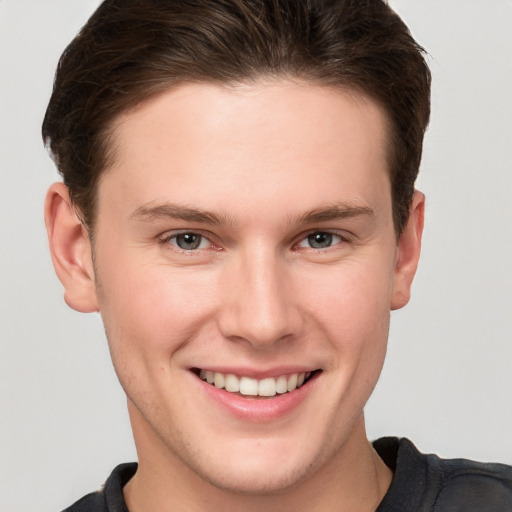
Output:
[1, 1, 511, 511]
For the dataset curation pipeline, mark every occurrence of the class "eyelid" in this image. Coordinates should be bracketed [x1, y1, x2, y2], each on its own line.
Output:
[157, 227, 351, 252]
[293, 229, 351, 250]
[158, 229, 220, 251]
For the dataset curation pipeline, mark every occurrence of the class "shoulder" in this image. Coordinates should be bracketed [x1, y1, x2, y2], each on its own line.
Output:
[374, 437, 512, 512]
[61, 463, 137, 512]
[432, 454, 511, 511]
[61, 490, 106, 512]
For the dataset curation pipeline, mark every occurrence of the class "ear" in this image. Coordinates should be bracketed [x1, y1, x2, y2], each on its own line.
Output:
[44, 182, 98, 313]
[390, 191, 425, 311]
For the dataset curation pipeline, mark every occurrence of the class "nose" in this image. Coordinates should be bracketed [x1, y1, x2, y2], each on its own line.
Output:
[217, 248, 302, 349]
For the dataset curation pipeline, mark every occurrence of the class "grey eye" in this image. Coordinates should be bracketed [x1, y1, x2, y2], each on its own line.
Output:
[174, 233, 204, 250]
[306, 232, 335, 249]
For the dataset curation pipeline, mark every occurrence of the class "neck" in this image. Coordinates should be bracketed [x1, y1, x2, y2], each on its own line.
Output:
[124, 408, 392, 512]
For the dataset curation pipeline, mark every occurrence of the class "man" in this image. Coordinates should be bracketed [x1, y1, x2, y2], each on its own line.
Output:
[42, 1, 511, 510]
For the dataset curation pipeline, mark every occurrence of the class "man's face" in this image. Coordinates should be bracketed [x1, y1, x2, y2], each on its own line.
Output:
[89, 81, 416, 493]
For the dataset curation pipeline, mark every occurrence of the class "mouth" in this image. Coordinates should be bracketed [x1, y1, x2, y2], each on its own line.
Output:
[193, 368, 320, 398]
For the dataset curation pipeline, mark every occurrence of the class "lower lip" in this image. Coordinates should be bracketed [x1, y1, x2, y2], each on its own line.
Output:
[196, 373, 318, 422]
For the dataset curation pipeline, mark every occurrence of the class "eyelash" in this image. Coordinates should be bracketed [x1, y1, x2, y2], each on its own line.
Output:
[158, 229, 350, 253]
[295, 231, 349, 251]
[158, 231, 217, 252]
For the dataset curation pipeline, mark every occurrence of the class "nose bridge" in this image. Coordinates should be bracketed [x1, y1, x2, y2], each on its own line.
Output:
[218, 244, 300, 347]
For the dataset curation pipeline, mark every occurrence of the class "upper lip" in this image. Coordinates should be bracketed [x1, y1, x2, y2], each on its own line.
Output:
[191, 366, 320, 379]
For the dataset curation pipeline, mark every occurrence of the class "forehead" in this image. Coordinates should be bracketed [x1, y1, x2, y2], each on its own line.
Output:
[110, 80, 389, 163]
[100, 80, 391, 224]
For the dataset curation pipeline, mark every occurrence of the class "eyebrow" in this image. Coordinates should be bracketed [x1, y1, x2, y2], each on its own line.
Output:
[129, 202, 374, 226]
[297, 204, 375, 224]
[129, 203, 229, 225]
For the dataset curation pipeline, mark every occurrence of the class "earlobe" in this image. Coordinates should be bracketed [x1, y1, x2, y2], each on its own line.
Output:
[44, 182, 98, 313]
[390, 191, 425, 311]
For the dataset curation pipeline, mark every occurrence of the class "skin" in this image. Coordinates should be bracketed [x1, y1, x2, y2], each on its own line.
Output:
[45, 80, 424, 511]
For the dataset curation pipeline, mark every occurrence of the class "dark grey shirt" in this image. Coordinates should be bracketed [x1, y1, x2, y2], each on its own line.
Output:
[62, 438, 512, 511]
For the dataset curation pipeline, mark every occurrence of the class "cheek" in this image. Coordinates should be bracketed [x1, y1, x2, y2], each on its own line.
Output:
[299, 258, 393, 403]
[96, 252, 219, 360]
[96, 263, 220, 411]
[301, 258, 394, 341]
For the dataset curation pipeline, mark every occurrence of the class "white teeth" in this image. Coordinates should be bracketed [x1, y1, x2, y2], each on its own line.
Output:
[287, 373, 298, 392]
[239, 376, 259, 396]
[259, 378, 277, 397]
[214, 372, 225, 389]
[276, 375, 288, 394]
[199, 370, 313, 397]
[224, 373, 240, 392]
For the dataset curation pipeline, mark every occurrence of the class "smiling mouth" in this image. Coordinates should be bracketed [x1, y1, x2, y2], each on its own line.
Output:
[195, 369, 319, 397]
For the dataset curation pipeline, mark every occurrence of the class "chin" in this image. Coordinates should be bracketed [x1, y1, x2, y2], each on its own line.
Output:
[192, 459, 312, 497]
[175, 430, 332, 497]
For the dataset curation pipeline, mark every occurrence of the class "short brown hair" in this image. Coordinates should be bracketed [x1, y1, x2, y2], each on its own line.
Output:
[42, 0, 431, 235]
